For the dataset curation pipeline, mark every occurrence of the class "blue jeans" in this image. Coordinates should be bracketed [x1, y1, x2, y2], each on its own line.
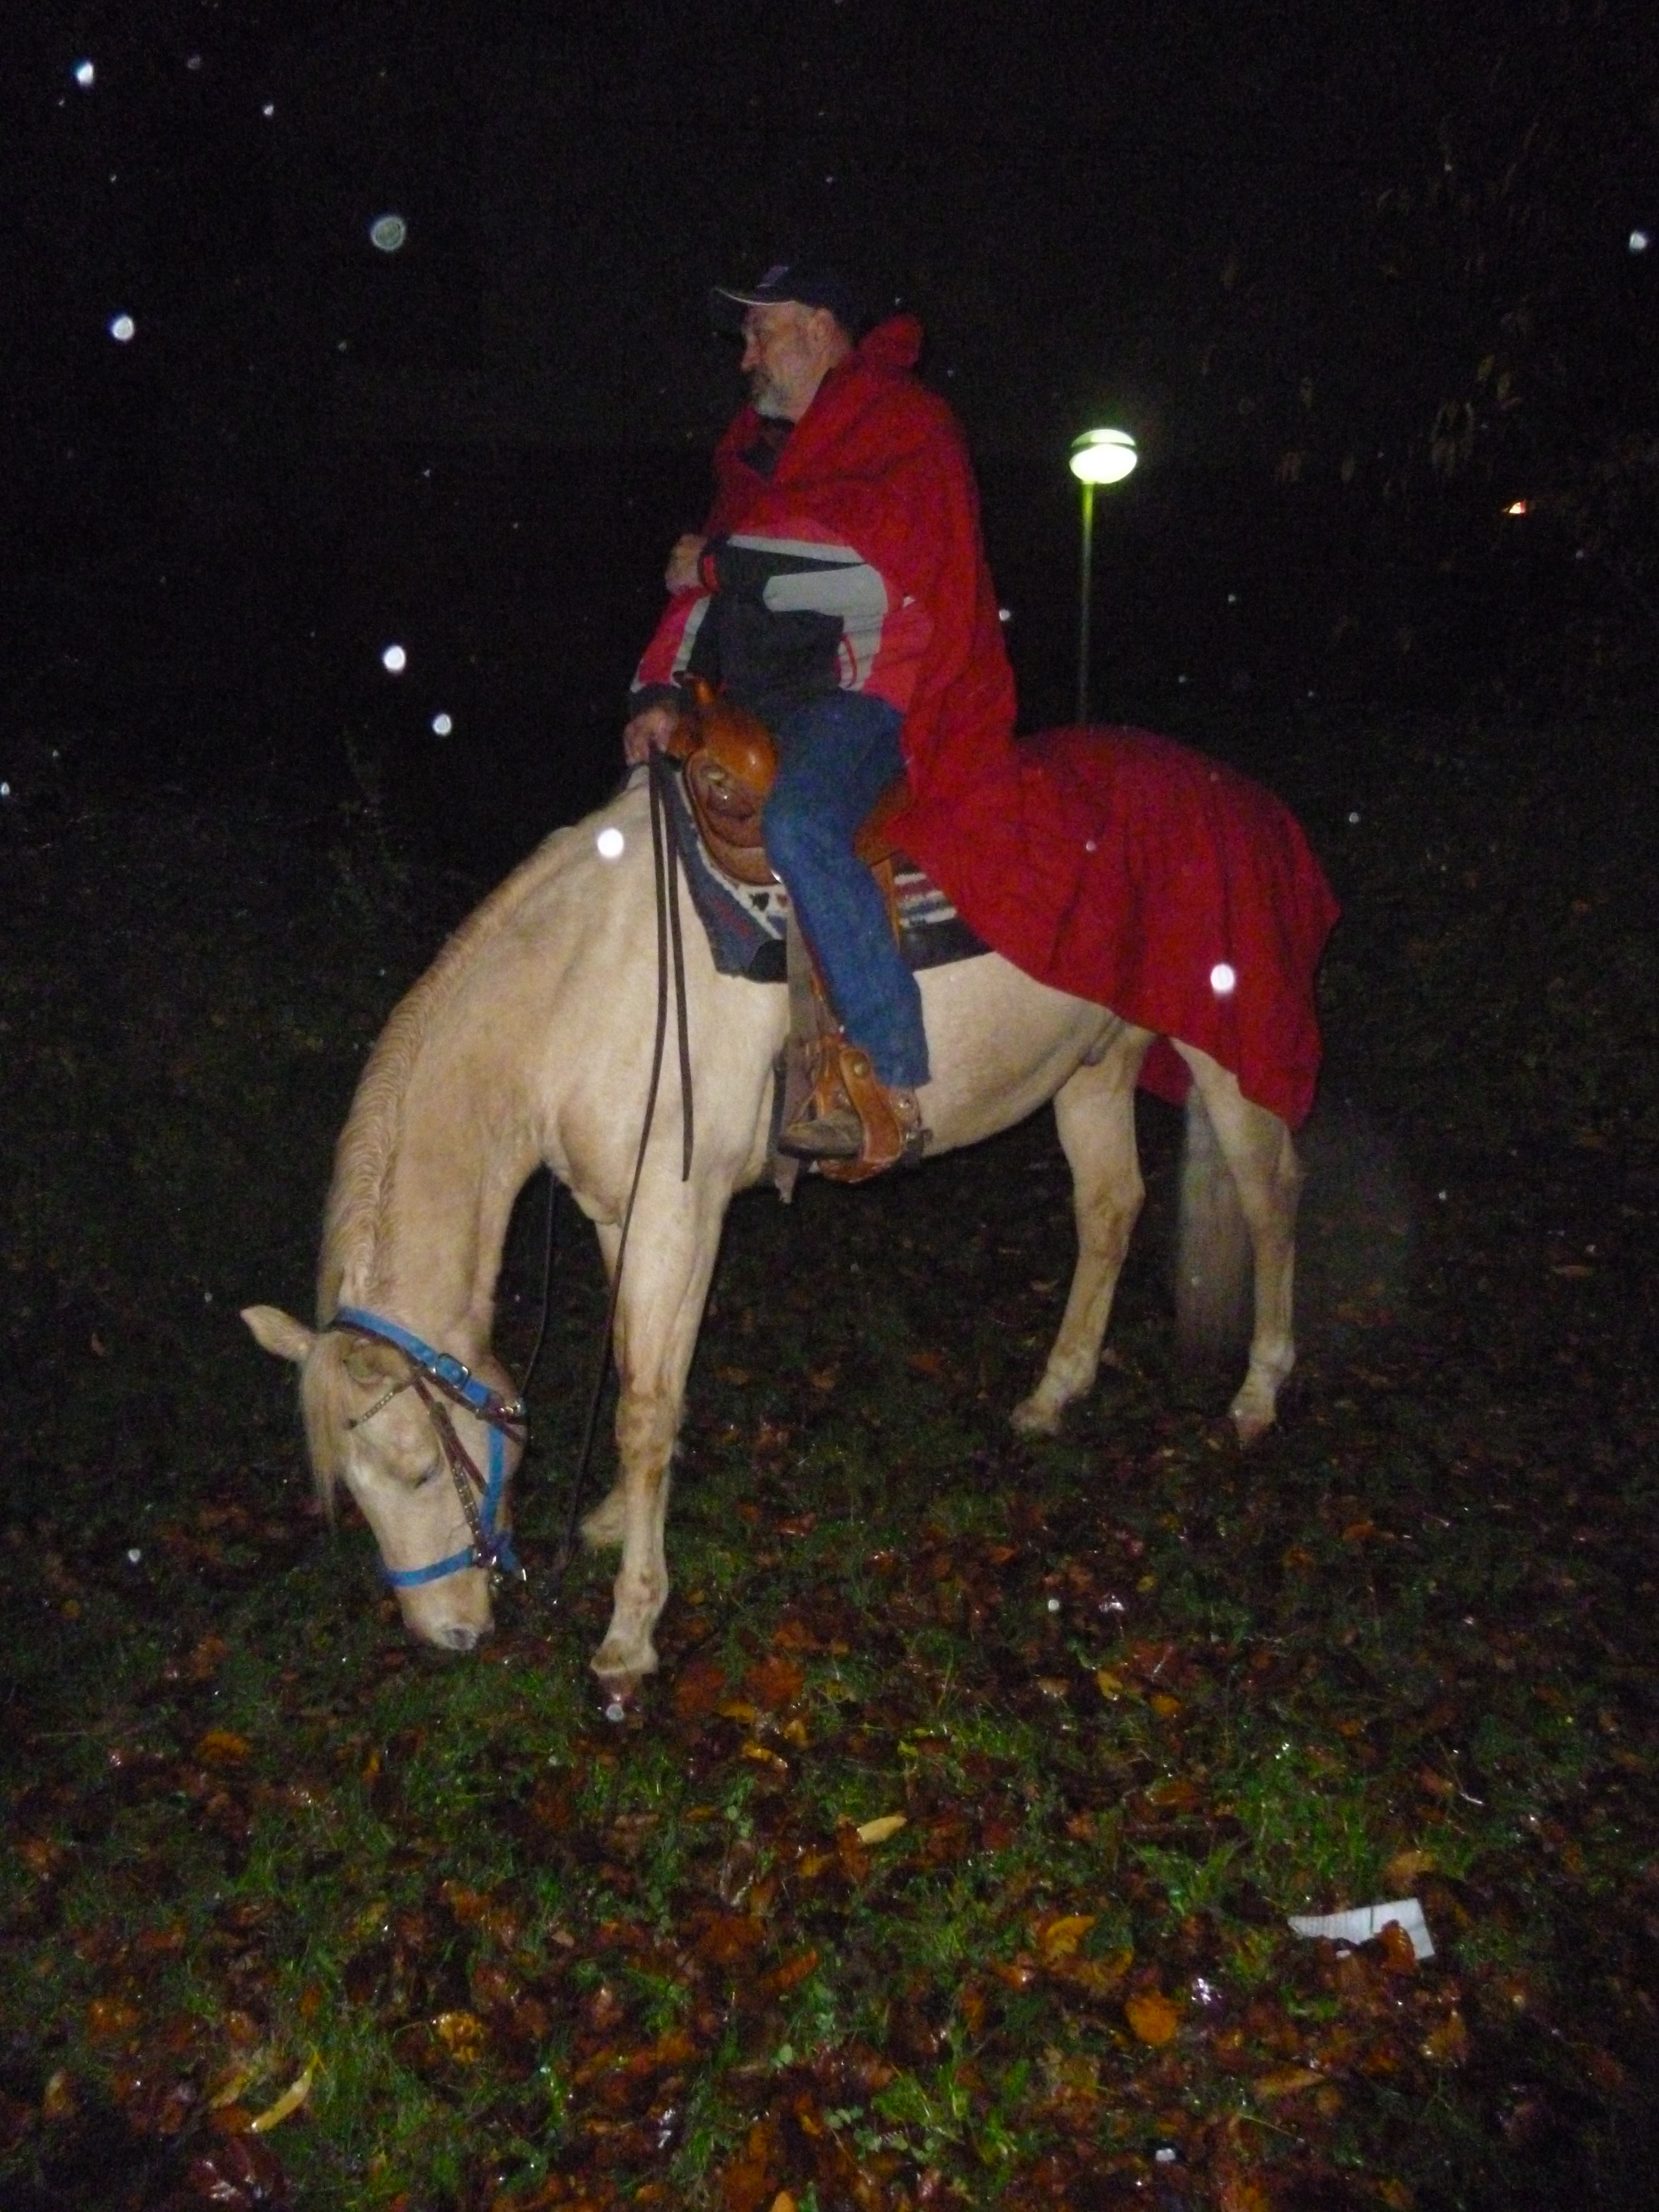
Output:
[763, 693, 931, 1090]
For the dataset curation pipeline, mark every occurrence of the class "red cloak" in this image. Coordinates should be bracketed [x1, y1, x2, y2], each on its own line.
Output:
[668, 318, 1340, 1128]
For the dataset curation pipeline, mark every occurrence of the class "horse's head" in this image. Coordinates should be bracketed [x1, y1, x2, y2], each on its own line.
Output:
[241, 1304, 525, 1651]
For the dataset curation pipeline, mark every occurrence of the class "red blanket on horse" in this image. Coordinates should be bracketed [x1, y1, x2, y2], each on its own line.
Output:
[888, 724, 1340, 1129]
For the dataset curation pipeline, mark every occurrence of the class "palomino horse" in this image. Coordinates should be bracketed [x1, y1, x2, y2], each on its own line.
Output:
[244, 766, 1302, 1699]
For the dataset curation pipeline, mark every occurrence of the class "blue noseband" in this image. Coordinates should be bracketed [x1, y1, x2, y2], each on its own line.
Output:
[328, 1306, 525, 1587]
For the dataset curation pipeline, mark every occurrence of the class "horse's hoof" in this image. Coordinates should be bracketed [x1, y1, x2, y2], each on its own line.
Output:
[596, 1677, 635, 1723]
[1010, 1394, 1062, 1438]
[1228, 1403, 1276, 1450]
[591, 1636, 657, 1711]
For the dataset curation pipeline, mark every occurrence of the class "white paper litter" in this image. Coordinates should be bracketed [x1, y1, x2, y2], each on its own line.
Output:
[1287, 1897, 1433, 1961]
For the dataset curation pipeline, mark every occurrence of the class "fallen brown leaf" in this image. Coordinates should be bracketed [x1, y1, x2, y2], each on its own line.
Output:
[1253, 2066, 1325, 2099]
[86, 1996, 141, 2040]
[672, 1655, 728, 1720]
[854, 1813, 907, 1845]
[1420, 2010, 1471, 2065]
[1383, 1848, 1437, 1889]
[1125, 1990, 1180, 2045]
[195, 1729, 252, 1767]
[1032, 1912, 1097, 1963]
[430, 2011, 487, 2065]
[746, 1655, 805, 1710]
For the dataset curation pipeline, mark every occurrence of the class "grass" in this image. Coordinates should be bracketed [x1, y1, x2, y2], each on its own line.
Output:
[2, 706, 1657, 2207]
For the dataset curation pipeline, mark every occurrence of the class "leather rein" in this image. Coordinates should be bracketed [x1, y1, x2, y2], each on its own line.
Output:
[324, 749, 695, 1596]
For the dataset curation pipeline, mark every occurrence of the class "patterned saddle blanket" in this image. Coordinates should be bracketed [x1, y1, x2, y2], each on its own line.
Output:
[662, 761, 988, 985]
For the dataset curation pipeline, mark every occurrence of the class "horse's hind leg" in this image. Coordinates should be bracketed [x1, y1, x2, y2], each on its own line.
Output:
[1012, 1024, 1153, 1437]
[1175, 1046, 1302, 1446]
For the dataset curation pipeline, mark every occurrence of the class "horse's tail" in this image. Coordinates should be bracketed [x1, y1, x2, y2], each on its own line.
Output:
[1176, 1085, 1252, 1364]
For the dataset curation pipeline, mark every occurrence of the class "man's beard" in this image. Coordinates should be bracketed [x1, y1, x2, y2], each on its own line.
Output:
[747, 366, 787, 418]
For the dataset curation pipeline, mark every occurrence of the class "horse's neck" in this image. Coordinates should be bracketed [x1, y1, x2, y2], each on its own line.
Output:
[335, 1056, 541, 1360]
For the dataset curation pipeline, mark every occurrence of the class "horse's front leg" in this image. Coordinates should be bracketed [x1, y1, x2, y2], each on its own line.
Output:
[585, 1184, 725, 1702]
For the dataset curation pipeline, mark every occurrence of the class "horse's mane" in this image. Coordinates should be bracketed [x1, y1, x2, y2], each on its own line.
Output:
[315, 827, 580, 1316]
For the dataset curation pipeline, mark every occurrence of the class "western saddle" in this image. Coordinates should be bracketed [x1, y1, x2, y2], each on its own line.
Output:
[667, 677, 923, 1184]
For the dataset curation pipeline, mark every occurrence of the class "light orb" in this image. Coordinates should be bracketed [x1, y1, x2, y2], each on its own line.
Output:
[596, 826, 625, 861]
[381, 644, 407, 673]
[74, 60, 95, 88]
[109, 314, 135, 343]
[1209, 963, 1237, 995]
[369, 214, 408, 254]
[431, 712, 453, 737]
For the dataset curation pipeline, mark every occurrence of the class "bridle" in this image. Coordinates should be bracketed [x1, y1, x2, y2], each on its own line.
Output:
[327, 1305, 526, 1587]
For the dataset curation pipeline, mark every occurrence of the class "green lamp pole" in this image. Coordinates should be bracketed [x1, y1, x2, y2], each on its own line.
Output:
[1069, 427, 1139, 723]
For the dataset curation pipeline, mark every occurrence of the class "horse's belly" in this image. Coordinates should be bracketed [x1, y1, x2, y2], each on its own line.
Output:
[917, 955, 1121, 1152]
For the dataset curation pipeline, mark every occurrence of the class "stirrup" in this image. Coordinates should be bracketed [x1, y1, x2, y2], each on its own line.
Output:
[815, 1049, 929, 1185]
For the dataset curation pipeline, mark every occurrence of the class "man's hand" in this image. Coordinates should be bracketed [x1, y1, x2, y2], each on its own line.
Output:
[621, 702, 680, 766]
[664, 533, 708, 594]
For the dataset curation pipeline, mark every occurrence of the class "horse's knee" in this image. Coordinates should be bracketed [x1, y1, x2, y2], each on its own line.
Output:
[615, 1387, 679, 1476]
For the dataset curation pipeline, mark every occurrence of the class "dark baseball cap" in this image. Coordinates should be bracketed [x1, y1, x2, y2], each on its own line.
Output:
[709, 260, 864, 336]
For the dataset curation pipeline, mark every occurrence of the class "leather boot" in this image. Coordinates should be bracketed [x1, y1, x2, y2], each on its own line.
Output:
[778, 1098, 864, 1159]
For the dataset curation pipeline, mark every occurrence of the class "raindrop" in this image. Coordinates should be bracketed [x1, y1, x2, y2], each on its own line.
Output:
[596, 825, 625, 861]
[126, 1548, 143, 1564]
[109, 314, 135, 343]
[0, 783, 11, 800]
[1045, 1597, 1061, 1613]
[1631, 229, 1652, 254]
[262, 102, 275, 118]
[381, 644, 407, 673]
[431, 712, 453, 737]
[187, 54, 202, 71]
[73, 59, 95, 88]
[997, 606, 1012, 624]
[1209, 962, 1237, 995]
[604, 1699, 626, 1724]
[1347, 809, 1360, 824]
[370, 213, 408, 254]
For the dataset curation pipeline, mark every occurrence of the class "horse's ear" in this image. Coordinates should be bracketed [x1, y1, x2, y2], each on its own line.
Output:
[241, 1305, 315, 1365]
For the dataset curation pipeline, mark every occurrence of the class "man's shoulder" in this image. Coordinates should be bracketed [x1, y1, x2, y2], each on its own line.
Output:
[836, 356, 966, 450]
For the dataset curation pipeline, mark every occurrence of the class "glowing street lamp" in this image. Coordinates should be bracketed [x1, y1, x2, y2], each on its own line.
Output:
[1070, 427, 1138, 723]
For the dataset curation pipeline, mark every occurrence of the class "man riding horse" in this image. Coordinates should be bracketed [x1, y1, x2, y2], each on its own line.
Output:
[622, 260, 1016, 1168]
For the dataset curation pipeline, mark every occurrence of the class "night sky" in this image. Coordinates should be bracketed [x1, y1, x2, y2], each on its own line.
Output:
[5, 1, 1656, 804]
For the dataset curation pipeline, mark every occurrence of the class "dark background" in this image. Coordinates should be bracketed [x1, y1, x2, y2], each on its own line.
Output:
[4, 0, 1657, 874]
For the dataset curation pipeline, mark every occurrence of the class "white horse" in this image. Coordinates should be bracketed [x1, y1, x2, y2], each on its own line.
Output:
[244, 766, 1303, 1699]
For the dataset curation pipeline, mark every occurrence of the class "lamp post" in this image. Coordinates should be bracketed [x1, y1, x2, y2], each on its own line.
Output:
[1069, 427, 1138, 723]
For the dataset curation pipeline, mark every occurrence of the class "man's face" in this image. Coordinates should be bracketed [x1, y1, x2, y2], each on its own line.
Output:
[740, 301, 846, 422]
